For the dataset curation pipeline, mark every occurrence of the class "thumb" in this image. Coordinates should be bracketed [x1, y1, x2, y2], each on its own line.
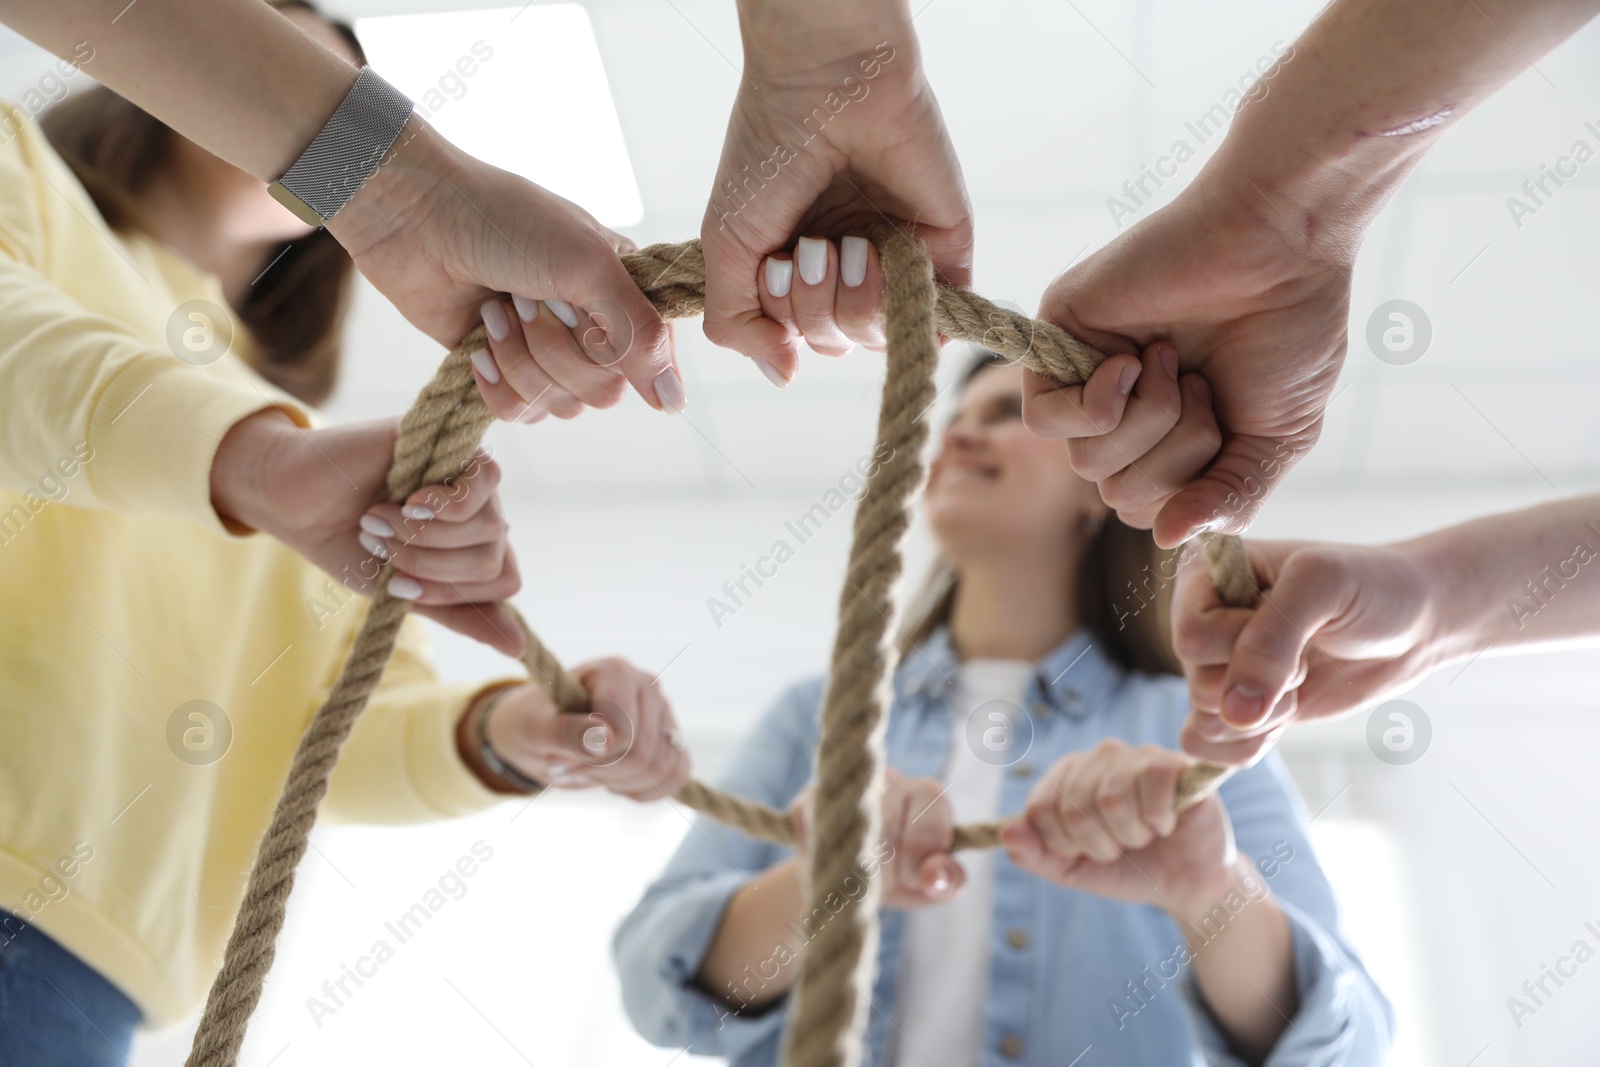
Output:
[1220, 551, 1351, 728]
[561, 235, 680, 413]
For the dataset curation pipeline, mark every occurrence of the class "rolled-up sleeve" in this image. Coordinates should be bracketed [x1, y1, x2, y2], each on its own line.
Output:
[1190, 755, 1395, 1065]
[612, 676, 823, 1060]
[0, 126, 308, 536]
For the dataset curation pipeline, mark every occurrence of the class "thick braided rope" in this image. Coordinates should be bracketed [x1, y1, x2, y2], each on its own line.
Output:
[778, 227, 937, 1067]
[187, 232, 1257, 1067]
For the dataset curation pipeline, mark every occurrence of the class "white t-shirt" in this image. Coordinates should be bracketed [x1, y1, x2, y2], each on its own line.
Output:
[889, 658, 1036, 1067]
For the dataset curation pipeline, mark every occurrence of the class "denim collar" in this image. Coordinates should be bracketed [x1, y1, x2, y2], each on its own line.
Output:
[892, 624, 1126, 720]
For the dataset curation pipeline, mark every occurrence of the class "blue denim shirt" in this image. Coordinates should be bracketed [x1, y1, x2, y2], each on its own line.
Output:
[614, 627, 1393, 1066]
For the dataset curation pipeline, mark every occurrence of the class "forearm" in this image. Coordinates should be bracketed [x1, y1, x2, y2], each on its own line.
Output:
[694, 856, 806, 1011]
[1170, 858, 1296, 1063]
[1410, 493, 1600, 661]
[1, 0, 352, 179]
[1204, 0, 1600, 253]
[0, 0, 450, 260]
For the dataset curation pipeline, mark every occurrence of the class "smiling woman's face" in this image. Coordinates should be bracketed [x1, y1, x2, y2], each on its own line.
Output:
[925, 360, 1104, 560]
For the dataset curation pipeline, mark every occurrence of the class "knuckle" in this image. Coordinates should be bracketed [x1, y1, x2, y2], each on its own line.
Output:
[1173, 613, 1215, 662]
[595, 375, 628, 408]
[1094, 781, 1131, 811]
[550, 395, 585, 419]
[470, 550, 501, 583]
[1020, 394, 1066, 439]
[1069, 441, 1118, 483]
[1234, 623, 1294, 668]
[1287, 545, 1351, 592]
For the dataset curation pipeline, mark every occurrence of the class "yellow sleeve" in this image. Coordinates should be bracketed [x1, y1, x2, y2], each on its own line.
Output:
[324, 615, 527, 824]
[0, 125, 306, 535]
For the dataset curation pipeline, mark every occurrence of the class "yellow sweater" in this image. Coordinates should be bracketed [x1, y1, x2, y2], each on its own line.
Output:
[0, 114, 512, 1025]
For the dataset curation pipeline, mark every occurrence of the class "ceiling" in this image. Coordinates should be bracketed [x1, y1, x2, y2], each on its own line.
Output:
[3, 0, 1597, 501]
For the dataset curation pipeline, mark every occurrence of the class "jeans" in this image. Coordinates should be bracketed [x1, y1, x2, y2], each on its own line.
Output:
[0, 911, 140, 1067]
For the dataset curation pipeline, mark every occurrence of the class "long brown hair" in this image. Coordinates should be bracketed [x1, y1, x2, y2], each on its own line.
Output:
[897, 350, 1183, 677]
[38, 0, 362, 406]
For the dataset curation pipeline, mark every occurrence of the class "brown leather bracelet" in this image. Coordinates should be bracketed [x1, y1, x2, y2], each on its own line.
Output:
[455, 684, 546, 795]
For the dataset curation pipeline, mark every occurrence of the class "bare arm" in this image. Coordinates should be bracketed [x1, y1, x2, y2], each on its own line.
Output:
[1031, 0, 1600, 547]
[1179, 493, 1600, 764]
[0, 0, 680, 403]
[1170, 858, 1297, 1063]
[694, 857, 808, 1011]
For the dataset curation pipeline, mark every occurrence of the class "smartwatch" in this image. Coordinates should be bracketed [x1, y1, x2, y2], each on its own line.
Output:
[267, 66, 415, 227]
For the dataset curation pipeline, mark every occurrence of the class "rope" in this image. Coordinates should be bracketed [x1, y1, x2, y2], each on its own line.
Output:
[185, 230, 1258, 1067]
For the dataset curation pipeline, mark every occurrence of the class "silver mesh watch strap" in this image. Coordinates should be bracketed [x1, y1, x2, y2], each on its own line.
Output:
[268, 66, 414, 226]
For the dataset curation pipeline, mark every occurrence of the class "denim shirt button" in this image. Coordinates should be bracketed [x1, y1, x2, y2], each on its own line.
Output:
[1011, 762, 1033, 779]
[1006, 927, 1029, 950]
[1000, 1033, 1025, 1058]
[1029, 700, 1048, 718]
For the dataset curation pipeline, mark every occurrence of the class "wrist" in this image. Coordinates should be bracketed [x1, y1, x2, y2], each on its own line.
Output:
[457, 684, 546, 794]
[210, 408, 295, 535]
[1196, 81, 1431, 266]
[1400, 529, 1495, 670]
[326, 113, 453, 261]
[1166, 855, 1266, 930]
[736, 0, 914, 83]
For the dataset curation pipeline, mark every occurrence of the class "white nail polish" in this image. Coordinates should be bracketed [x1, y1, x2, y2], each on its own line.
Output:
[402, 504, 434, 522]
[840, 236, 868, 288]
[546, 299, 580, 328]
[653, 367, 688, 413]
[511, 294, 541, 322]
[764, 257, 793, 299]
[480, 300, 510, 342]
[388, 576, 423, 600]
[358, 532, 389, 561]
[796, 237, 828, 286]
[469, 348, 500, 385]
[359, 514, 396, 538]
[755, 358, 790, 388]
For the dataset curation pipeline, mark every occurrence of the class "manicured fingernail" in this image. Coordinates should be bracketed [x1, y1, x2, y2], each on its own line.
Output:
[1223, 685, 1264, 723]
[402, 504, 433, 522]
[796, 237, 828, 285]
[840, 236, 868, 288]
[1118, 362, 1141, 396]
[480, 300, 510, 342]
[358, 531, 389, 560]
[653, 367, 688, 413]
[388, 576, 424, 600]
[359, 514, 396, 537]
[512, 294, 540, 323]
[546, 761, 570, 776]
[755, 358, 790, 388]
[765, 256, 793, 298]
[546, 298, 580, 328]
[469, 348, 500, 385]
[932, 874, 951, 893]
